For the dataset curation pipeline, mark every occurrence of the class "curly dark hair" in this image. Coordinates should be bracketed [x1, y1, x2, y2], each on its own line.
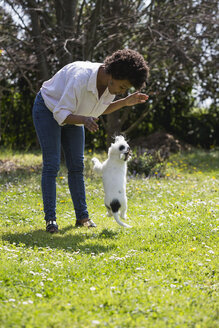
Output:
[104, 49, 149, 90]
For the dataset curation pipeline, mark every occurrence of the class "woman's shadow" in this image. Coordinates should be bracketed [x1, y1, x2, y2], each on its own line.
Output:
[2, 225, 118, 254]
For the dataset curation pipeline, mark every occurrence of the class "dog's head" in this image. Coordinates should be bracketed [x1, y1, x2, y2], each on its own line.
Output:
[108, 136, 131, 161]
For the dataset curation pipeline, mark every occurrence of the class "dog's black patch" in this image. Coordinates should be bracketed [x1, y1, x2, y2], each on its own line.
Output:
[110, 199, 121, 213]
[119, 145, 125, 151]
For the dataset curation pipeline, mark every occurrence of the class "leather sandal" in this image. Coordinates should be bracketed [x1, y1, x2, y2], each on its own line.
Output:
[75, 218, 97, 228]
[46, 220, 59, 233]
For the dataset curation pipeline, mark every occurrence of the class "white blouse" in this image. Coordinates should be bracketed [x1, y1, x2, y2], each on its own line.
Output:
[40, 61, 115, 126]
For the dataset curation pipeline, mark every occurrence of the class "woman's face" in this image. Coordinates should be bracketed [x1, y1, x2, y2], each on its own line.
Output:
[108, 77, 132, 95]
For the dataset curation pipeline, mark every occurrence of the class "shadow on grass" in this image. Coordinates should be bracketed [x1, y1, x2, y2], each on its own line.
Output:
[2, 226, 118, 254]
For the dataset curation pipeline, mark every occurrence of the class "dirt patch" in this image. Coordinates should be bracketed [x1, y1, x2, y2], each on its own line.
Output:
[130, 131, 191, 158]
[0, 160, 18, 173]
[0, 159, 41, 174]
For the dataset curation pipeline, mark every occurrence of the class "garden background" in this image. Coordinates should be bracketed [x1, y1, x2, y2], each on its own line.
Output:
[0, 0, 218, 150]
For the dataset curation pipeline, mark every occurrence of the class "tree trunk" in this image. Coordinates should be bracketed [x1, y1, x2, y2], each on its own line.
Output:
[106, 110, 122, 146]
[54, 0, 78, 66]
[83, 0, 104, 60]
[27, 0, 50, 83]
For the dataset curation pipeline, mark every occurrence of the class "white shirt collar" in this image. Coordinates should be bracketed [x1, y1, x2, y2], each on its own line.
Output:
[87, 63, 102, 95]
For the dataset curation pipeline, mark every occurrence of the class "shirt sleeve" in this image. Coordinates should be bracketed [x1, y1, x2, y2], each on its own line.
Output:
[53, 78, 80, 126]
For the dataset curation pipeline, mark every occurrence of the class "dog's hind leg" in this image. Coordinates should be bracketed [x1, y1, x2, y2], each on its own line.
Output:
[120, 199, 127, 219]
[105, 204, 113, 217]
[110, 199, 132, 228]
[120, 208, 127, 220]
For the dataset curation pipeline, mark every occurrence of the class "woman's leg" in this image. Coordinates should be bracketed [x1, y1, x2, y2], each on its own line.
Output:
[32, 92, 61, 222]
[61, 125, 89, 221]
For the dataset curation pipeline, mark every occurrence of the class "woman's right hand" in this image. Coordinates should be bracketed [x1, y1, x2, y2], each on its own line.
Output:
[83, 116, 99, 132]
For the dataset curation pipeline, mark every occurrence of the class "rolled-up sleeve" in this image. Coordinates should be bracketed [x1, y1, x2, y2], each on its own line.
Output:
[53, 80, 79, 126]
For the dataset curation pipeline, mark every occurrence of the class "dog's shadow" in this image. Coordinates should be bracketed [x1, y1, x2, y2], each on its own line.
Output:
[2, 226, 118, 254]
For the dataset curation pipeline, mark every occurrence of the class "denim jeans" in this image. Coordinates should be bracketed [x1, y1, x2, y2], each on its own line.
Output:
[32, 91, 89, 221]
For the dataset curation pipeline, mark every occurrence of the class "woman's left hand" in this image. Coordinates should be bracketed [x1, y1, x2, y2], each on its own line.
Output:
[124, 92, 149, 106]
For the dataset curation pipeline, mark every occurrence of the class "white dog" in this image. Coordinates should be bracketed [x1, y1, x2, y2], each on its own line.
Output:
[92, 136, 132, 228]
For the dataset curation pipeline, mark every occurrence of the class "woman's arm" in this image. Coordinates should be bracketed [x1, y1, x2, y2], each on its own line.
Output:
[63, 114, 99, 132]
[103, 92, 149, 115]
[62, 92, 148, 131]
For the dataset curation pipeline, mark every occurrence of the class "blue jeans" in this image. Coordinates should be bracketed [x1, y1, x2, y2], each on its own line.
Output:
[32, 92, 89, 221]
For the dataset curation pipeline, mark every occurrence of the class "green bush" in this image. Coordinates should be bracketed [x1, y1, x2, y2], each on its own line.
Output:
[128, 150, 166, 177]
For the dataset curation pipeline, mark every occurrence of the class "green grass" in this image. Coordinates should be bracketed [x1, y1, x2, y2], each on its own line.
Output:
[0, 149, 218, 328]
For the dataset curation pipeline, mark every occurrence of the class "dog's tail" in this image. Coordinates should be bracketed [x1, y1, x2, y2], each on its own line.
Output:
[110, 199, 132, 228]
[92, 157, 103, 175]
[113, 212, 132, 228]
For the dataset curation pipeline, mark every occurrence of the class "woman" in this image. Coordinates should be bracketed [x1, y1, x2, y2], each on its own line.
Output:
[32, 49, 149, 233]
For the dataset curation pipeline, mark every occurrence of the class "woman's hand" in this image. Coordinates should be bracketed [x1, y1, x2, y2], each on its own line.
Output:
[124, 92, 149, 107]
[83, 116, 99, 132]
[103, 92, 149, 115]
[63, 114, 99, 132]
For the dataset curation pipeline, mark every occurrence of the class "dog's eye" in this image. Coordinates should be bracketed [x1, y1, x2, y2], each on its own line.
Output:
[119, 145, 125, 151]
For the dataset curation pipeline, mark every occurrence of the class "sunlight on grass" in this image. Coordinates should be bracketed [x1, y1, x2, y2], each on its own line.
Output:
[0, 149, 218, 327]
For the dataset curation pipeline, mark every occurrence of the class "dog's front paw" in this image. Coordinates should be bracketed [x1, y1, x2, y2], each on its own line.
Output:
[92, 157, 103, 174]
[92, 157, 100, 167]
[92, 157, 98, 164]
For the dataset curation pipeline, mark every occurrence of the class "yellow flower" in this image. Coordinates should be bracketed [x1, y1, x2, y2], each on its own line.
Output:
[59, 176, 64, 179]
[190, 248, 196, 252]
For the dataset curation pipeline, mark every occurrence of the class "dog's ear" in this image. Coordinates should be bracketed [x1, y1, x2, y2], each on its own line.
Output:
[115, 135, 124, 143]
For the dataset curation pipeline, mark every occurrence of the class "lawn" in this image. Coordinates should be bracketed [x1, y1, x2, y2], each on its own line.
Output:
[0, 148, 218, 328]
